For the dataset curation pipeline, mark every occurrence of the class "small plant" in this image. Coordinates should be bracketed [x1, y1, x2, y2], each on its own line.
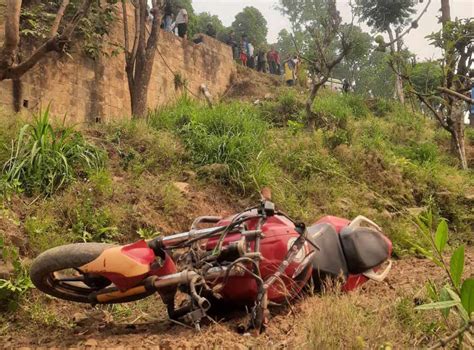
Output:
[0, 238, 33, 311]
[1, 107, 104, 196]
[411, 213, 473, 348]
[174, 72, 188, 90]
[137, 227, 160, 240]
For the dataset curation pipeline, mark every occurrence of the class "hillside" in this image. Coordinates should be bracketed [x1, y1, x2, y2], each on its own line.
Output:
[0, 86, 473, 348]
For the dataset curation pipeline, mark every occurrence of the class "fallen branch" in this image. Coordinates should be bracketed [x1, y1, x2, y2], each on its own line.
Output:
[429, 319, 473, 350]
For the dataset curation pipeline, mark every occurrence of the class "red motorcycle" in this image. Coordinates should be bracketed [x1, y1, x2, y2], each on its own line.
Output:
[30, 189, 392, 332]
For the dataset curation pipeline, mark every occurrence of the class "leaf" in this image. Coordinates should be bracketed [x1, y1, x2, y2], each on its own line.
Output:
[434, 220, 448, 253]
[450, 245, 464, 289]
[460, 278, 474, 316]
[415, 300, 460, 310]
[439, 287, 451, 318]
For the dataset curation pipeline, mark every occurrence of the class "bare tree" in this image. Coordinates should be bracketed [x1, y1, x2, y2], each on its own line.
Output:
[0, 0, 93, 81]
[121, 0, 163, 118]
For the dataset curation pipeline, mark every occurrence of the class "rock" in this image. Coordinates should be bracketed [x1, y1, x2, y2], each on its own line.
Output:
[0, 261, 14, 279]
[83, 338, 98, 347]
[173, 182, 190, 194]
[72, 312, 89, 326]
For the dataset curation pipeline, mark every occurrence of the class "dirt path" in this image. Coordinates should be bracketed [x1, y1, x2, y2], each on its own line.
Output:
[2, 248, 473, 349]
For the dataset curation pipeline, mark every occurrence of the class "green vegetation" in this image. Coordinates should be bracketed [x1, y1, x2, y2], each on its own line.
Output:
[1, 108, 104, 197]
[0, 90, 472, 346]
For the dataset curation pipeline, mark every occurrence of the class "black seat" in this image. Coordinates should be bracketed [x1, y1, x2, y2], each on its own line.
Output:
[339, 227, 390, 274]
[307, 223, 348, 283]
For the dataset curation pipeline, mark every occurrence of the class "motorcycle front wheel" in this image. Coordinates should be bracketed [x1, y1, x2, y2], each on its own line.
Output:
[30, 243, 154, 303]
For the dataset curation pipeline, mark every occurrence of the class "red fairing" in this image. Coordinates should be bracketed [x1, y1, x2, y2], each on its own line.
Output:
[121, 240, 156, 264]
[315, 216, 350, 233]
[207, 214, 312, 303]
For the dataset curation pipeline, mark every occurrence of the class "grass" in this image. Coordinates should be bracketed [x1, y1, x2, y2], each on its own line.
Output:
[0, 92, 472, 347]
[1, 107, 104, 197]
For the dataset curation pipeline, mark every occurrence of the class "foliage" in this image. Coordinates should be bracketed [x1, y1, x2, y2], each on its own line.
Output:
[19, 0, 118, 59]
[0, 238, 33, 311]
[1, 107, 104, 197]
[354, 0, 416, 31]
[231, 6, 268, 47]
[192, 12, 226, 38]
[411, 214, 473, 348]
[409, 61, 443, 96]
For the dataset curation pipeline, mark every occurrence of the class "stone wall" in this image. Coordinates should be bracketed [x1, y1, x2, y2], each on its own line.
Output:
[0, 7, 235, 124]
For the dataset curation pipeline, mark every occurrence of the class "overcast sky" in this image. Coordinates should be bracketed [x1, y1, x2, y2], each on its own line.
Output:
[193, 0, 474, 60]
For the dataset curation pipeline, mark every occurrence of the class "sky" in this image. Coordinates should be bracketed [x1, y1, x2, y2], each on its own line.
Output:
[193, 0, 474, 60]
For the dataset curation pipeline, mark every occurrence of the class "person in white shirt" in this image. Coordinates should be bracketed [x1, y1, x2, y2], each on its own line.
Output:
[175, 6, 188, 39]
[247, 42, 255, 68]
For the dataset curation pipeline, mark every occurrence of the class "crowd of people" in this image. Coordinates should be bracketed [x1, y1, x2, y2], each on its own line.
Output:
[225, 31, 300, 86]
[157, 3, 301, 86]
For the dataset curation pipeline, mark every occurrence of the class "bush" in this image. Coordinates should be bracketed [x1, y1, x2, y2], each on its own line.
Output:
[1, 107, 104, 196]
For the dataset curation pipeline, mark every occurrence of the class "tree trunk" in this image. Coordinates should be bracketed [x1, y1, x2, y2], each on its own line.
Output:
[450, 102, 468, 170]
[123, 0, 161, 118]
[387, 27, 405, 104]
[306, 81, 323, 130]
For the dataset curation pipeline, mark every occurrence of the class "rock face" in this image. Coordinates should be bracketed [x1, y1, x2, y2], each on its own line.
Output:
[0, 3, 236, 124]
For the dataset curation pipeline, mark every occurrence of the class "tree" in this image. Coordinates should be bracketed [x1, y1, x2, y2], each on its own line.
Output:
[193, 12, 225, 38]
[0, 0, 96, 81]
[354, 50, 396, 98]
[332, 25, 372, 86]
[402, 14, 473, 169]
[354, 0, 417, 103]
[121, 0, 162, 118]
[231, 6, 268, 47]
[279, 0, 353, 129]
[275, 28, 307, 60]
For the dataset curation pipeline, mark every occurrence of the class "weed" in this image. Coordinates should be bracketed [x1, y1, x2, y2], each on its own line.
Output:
[1, 107, 104, 196]
[0, 238, 33, 311]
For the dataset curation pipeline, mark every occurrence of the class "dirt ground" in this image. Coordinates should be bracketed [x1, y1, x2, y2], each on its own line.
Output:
[2, 247, 472, 349]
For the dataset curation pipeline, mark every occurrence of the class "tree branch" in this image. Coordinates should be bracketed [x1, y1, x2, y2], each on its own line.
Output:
[49, 0, 70, 37]
[437, 87, 474, 104]
[121, 0, 130, 57]
[1, 0, 93, 80]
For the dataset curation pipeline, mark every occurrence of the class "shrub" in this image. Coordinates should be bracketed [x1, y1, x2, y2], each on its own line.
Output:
[312, 93, 352, 129]
[1, 107, 104, 196]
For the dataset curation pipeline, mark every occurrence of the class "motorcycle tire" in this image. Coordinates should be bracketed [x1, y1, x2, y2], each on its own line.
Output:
[30, 243, 154, 304]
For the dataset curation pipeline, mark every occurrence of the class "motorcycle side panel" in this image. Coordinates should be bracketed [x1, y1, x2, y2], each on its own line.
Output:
[80, 240, 157, 290]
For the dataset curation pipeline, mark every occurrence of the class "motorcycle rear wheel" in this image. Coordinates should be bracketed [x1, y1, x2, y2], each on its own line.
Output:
[30, 243, 154, 303]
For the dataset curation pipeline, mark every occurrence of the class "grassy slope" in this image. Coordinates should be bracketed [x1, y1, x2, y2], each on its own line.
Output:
[0, 89, 472, 347]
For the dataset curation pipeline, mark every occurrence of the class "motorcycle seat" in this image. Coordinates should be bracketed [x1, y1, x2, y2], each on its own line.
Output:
[307, 223, 348, 280]
[339, 226, 390, 274]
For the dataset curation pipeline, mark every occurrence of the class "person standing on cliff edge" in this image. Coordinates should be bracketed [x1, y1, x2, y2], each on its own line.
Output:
[175, 5, 188, 39]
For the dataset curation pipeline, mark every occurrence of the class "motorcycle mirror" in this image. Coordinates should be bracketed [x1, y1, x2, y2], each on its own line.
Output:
[260, 187, 272, 201]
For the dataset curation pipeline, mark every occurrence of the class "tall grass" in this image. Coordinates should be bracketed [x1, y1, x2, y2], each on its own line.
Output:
[150, 100, 272, 192]
[1, 107, 104, 196]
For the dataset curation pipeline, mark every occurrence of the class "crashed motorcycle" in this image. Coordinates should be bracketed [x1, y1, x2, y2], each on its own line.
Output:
[30, 189, 392, 332]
